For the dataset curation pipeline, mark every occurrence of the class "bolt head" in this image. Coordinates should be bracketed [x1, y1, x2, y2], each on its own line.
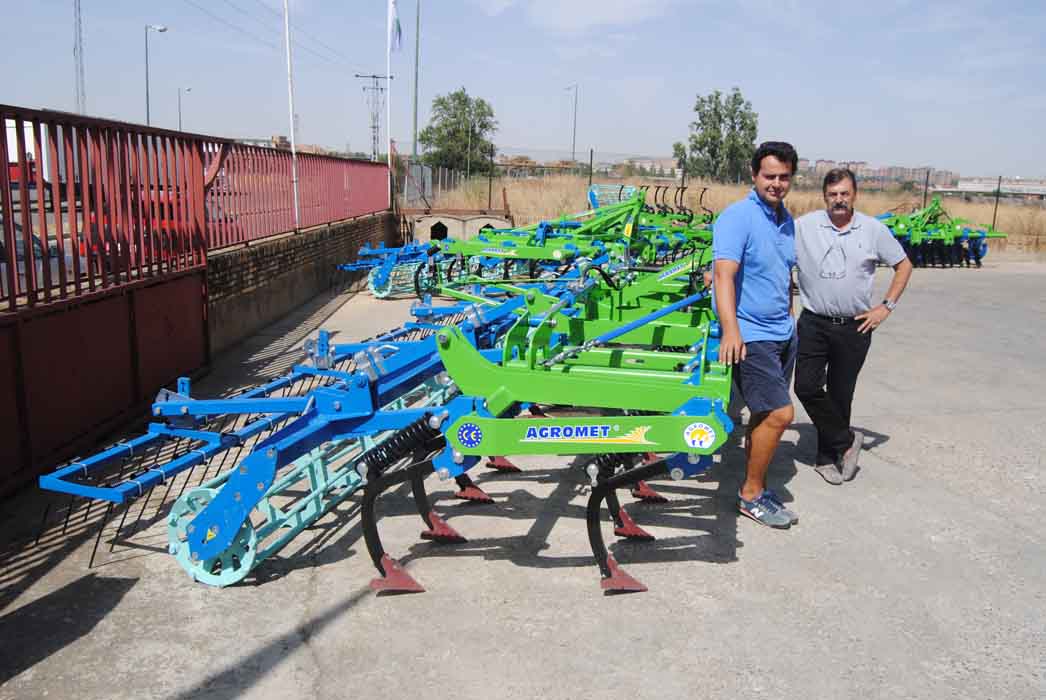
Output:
[333, 401, 342, 411]
[153, 406, 161, 416]
[437, 467, 451, 480]
[180, 406, 189, 415]
[670, 467, 685, 481]
[266, 448, 276, 459]
[257, 481, 265, 491]
[452, 450, 464, 464]
[687, 453, 700, 464]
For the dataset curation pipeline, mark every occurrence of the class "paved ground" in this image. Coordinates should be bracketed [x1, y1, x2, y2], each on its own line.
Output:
[1, 258, 1044, 700]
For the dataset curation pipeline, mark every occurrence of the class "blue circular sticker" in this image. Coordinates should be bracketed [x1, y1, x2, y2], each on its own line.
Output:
[457, 422, 483, 448]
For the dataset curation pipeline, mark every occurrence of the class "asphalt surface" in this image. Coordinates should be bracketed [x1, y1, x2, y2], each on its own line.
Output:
[1, 258, 1044, 700]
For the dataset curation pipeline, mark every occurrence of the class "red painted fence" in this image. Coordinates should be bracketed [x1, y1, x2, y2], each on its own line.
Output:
[1, 104, 389, 310]
[0, 104, 389, 497]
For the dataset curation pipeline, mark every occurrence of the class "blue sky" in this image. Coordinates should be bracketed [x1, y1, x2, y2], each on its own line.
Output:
[2, 0, 1044, 176]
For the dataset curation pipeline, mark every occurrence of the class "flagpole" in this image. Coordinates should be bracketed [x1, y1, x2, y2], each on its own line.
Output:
[283, 0, 300, 228]
[386, 2, 393, 209]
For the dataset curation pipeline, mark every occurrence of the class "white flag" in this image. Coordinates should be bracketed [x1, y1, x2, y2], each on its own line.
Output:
[388, 0, 402, 53]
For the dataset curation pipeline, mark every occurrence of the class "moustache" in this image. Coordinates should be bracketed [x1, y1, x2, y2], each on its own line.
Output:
[831, 202, 850, 209]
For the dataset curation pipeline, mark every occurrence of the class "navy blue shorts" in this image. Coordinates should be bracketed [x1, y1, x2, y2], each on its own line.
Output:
[733, 334, 797, 414]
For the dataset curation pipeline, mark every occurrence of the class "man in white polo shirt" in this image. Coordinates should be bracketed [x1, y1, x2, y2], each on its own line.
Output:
[794, 168, 913, 484]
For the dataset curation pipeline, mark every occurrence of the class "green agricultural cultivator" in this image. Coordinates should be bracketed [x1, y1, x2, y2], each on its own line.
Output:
[346, 184, 714, 300]
[39, 188, 733, 595]
[879, 196, 1007, 268]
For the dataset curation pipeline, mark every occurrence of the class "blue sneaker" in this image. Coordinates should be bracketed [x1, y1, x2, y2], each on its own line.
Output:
[763, 489, 799, 525]
[737, 490, 792, 529]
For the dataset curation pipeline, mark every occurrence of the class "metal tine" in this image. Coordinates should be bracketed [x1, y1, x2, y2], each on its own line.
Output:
[108, 502, 133, 553]
[87, 503, 113, 569]
[61, 495, 77, 535]
[33, 502, 52, 547]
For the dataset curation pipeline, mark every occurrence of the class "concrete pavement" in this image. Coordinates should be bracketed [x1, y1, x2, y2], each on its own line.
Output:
[1, 259, 1043, 699]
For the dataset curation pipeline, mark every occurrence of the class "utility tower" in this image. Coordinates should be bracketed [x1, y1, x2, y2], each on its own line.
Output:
[73, 0, 86, 114]
[355, 73, 391, 162]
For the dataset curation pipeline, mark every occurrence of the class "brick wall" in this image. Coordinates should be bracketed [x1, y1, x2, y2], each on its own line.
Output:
[207, 212, 397, 354]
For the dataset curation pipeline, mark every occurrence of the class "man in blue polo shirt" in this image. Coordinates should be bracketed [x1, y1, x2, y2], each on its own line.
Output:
[713, 141, 799, 529]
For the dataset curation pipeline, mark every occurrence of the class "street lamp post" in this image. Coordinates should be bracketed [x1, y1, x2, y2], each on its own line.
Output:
[565, 83, 578, 163]
[144, 24, 168, 126]
[178, 87, 191, 131]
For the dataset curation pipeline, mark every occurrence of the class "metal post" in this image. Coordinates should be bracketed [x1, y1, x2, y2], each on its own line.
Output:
[992, 175, 1002, 229]
[412, 0, 421, 158]
[571, 85, 578, 163]
[922, 168, 931, 208]
[588, 148, 594, 188]
[145, 26, 150, 125]
[281, 0, 301, 229]
[487, 143, 494, 209]
[177, 86, 191, 131]
[144, 24, 167, 126]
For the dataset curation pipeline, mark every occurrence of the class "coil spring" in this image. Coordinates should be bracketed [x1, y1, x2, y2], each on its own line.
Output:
[358, 413, 444, 476]
[589, 452, 639, 475]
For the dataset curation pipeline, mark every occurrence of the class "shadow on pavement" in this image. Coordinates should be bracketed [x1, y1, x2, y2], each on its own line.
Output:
[791, 422, 891, 467]
[0, 573, 137, 684]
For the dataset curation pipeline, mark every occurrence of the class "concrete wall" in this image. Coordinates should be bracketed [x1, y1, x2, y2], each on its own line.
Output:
[412, 214, 513, 241]
[207, 212, 397, 355]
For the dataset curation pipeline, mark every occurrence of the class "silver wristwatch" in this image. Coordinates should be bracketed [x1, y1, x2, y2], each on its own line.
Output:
[883, 299, 898, 312]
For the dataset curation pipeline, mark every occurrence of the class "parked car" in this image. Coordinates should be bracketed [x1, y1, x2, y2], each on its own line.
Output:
[0, 226, 88, 299]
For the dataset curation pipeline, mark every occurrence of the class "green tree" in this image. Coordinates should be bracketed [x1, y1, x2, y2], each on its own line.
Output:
[721, 88, 759, 182]
[418, 88, 498, 175]
[676, 87, 758, 182]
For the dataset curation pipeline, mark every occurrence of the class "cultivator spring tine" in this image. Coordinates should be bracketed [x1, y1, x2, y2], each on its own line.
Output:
[601, 555, 648, 594]
[410, 463, 467, 544]
[363, 465, 426, 594]
[607, 489, 654, 541]
[486, 456, 522, 473]
[631, 480, 668, 504]
[586, 461, 666, 593]
[372, 554, 426, 594]
[454, 473, 494, 504]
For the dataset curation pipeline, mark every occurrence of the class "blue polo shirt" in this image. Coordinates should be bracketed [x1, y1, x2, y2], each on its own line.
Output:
[712, 190, 796, 342]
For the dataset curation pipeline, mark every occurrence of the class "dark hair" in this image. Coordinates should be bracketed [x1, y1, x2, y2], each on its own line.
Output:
[823, 168, 857, 194]
[751, 141, 798, 175]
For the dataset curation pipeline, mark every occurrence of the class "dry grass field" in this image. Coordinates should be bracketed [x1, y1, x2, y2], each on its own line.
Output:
[431, 175, 1045, 255]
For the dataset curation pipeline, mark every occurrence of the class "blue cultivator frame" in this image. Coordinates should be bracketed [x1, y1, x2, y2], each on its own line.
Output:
[337, 241, 437, 298]
[38, 299, 521, 586]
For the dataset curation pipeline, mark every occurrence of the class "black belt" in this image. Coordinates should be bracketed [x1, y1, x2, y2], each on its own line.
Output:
[803, 309, 859, 325]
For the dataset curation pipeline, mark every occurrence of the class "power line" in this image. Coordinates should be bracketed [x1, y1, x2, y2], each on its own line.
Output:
[181, 0, 281, 50]
[221, 0, 347, 67]
[250, 0, 367, 70]
[183, 0, 367, 70]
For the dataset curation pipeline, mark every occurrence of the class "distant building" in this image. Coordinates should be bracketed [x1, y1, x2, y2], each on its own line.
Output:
[814, 159, 836, 174]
